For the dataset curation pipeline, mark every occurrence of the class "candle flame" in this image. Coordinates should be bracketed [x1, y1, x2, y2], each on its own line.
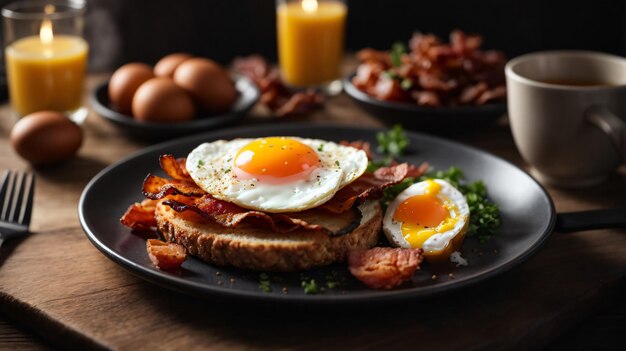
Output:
[40, 20, 53, 44]
[302, 0, 318, 12]
[39, 4, 55, 44]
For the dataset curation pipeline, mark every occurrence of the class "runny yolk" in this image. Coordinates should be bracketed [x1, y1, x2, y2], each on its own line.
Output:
[233, 137, 320, 184]
[393, 180, 456, 249]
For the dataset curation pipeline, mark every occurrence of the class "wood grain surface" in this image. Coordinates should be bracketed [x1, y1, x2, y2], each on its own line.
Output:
[0, 74, 625, 350]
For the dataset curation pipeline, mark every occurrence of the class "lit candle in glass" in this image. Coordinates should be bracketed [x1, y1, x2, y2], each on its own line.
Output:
[3, 1, 88, 123]
[276, 0, 347, 94]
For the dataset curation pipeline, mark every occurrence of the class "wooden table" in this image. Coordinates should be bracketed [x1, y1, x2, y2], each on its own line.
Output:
[0, 74, 625, 350]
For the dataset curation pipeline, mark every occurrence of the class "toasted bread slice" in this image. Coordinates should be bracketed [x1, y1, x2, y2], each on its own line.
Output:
[155, 200, 382, 271]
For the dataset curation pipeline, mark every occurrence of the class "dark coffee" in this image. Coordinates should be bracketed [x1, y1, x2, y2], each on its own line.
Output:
[539, 78, 614, 87]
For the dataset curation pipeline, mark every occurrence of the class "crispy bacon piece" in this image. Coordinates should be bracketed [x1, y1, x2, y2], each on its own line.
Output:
[459, 82, 488, 105]
[353, 62, 385, 90]
[373, 77, 407, 102]
[321, 162, 426, 214]
[142, 174, 205, 200]
[412, 91, 441, 107]
[450, 30, 482, 55]
[340, 140, 373, 160]
[477, 85, 507, 105]
[357, 48, 391, 66]
[231, 55, 324, 117]
[231, 54, 271, 82]
[275, 90, 324, 117]
[348, 247, 424, 289]
[418, 74, 457, 92]
[401, 161, 429, 178]
[120, 199, 159, 231]
[146, 239, 187, 271]
[159, 155, 191, 181]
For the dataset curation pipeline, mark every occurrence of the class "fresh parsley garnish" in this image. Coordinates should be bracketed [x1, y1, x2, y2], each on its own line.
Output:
[197, 160, 204, 168]
[259, 273, 271, 293]
[377, 124, 409, 159]
[367, 125, 409, 172]
[301, 279, 319, 294]
[400, 78, 413, 90]
[335, 160, 340, 167]
[390, 41, 406, 67]
[318, 144, 324, 152]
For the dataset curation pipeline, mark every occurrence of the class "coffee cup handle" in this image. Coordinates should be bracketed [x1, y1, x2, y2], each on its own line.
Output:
[585, 105, 626, 163]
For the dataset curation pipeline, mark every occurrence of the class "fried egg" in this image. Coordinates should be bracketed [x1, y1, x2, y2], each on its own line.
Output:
[186, 137, 368, 213]
[383, 179, 469, 262]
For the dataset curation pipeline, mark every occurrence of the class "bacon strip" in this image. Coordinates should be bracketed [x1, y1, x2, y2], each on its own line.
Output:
[159, 155, 191, 181]
[394, 160, 429, 178]
[120, 199, 159, 231]
[321, 162, 427, 214]
[142, 174, 205, 200]
[348, 247, 424, 289]
[146, 239, 187, 271]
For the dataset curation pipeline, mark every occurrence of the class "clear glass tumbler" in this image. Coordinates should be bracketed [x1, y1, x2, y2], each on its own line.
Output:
[276, 0, 347, 95]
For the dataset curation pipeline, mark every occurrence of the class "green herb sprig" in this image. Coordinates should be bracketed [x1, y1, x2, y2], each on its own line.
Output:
[390, 42, 406, 67]
[259, 273, 271, 293]
[301, 279, 319, 294]
[367, 124, 409, 173]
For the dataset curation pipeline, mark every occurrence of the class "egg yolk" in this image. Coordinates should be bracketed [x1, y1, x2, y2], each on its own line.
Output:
[233, 137, 320, 184]
[393, 180, 459, 249]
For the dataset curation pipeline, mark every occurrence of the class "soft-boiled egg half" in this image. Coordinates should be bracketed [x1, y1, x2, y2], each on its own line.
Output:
[383, 179, 469, 262]
[186, 137, 368, 213]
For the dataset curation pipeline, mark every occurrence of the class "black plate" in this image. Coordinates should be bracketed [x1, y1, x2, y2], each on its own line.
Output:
[78, 124, 555, 303]
[344, 74, 507, 132]
[91, 76, 260, 140]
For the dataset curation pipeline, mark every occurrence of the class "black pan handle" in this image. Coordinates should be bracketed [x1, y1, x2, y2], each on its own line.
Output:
[555, 208, 626, 232]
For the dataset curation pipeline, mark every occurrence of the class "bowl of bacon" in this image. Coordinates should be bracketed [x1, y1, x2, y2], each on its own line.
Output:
[344, 30, 507, 132]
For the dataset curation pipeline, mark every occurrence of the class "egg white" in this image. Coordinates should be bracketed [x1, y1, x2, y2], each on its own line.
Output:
[186, 137, 368, 213]
[383, 179, 469, 253]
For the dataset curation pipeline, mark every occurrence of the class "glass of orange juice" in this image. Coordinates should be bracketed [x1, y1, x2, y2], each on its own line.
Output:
[3, 0, 88, 123]
[276, 0, 347, 95]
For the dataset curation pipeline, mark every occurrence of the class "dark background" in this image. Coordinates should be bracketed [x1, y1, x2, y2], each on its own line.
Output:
[2, 0, 626, 70]
[75, 0, 626, 71]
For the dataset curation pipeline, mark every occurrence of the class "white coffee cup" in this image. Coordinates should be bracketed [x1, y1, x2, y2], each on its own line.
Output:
[505, 51, 626, 187]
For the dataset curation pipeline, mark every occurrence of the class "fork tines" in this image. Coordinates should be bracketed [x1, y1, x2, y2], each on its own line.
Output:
[0, 170, 35, 227]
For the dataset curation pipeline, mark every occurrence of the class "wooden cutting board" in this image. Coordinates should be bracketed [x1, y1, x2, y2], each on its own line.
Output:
[0, 75, 625, 350]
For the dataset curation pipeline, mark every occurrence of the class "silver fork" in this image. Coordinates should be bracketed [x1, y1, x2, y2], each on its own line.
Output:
[0, 170, 35, 249]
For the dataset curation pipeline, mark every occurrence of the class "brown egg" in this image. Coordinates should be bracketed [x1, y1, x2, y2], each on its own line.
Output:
[173, 58, 237, 114]
[154, 53, 193, 78]
[108, 63, 154, 115]
[132, 77, 196, 123]
[10, 111, 83, 165]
